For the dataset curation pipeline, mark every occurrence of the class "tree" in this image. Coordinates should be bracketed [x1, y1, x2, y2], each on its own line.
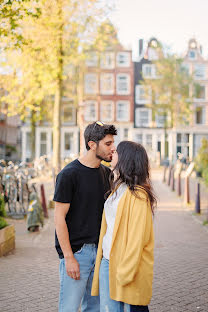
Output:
[0, 0, 113, 172]
[141, 53, 194, 159]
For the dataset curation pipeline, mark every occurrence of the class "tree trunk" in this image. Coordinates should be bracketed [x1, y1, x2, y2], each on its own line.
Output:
[31, 109, 36, 160]
[77, 65, 85, 156]
[52, 0, 63, 173]
[53, 80, 62, 173]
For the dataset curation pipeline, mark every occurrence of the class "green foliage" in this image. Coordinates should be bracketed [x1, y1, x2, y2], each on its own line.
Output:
[0, 217, 8, 230]
[0, 194, 7, 218]
[141, 52, 194, 128]
[195, 138, 208, 186]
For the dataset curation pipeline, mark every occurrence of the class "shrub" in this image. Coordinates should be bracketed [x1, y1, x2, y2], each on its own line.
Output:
[0, 194, 7, 218]
[0, 216, 8, 230]
[195, 138, 208, 186]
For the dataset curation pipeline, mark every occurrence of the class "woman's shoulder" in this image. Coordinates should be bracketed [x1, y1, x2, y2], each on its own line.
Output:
[126, 186, 148, 201]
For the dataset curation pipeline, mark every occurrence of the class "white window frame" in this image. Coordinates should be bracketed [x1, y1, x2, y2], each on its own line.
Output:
[116, 101, 130, 122]
[194, 84, 206, 102]
[64, 132, 73, 152]
[135, 85, 151, 104]
[116, 74, 130, 95]
[100, 73, 114, 95]
[61, 100, 76, 125]
[100, 52, 115, 69]
[86, 52, 98, 67]
[142, 64, 156, 79]
[135, 108, 151, 127]
[194, 64, 206, 80]
[100, 101, 114, 122]
[116, 52, 130, 67]
[195, 106, 206, 125]
[84, 101, 98, 121]
[84, 73, 98, 95]
[135, 133, 143, 144]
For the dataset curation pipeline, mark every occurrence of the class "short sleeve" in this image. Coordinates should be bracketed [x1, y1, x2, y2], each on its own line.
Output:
[53, 170, 75, 203]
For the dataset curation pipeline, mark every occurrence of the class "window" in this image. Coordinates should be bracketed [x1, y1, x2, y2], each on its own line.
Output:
[116, 52, 130, 67]
[181, 63, 189, 74]
[195, 107, 205, 124]
[135, 134, 143, 144]
[100, 73, 114, 95]
[188, 50, 196, 59]
[26, 132, 31, 159]
[86, 52, 98, 67]
[155, 114, 166, 127]
[135, 85, 151, 104]
[116, 101, 129, 121]
[61, 101, 75, 125]
[100, 101, 114, 122]
[40, 132, 47, 156]
[84, 101, 97, 121]
[123, 128, 129, 139]
[100, 52, 115, 69]
[146, 134, 152, 149]
[135, 108, 150, 127]
[116, 74, 130, 95]
[64, 133, 73, 151]
[142, 64, 156, 78]
[194, 85, 205, 100]
[194, 64, 206, 79]
[84, 73, 98, 94]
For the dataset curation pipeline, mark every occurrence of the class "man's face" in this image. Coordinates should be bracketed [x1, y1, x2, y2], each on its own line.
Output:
[96, 134, 115, 162]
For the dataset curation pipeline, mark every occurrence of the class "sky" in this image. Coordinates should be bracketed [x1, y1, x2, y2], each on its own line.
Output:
[110, 0, 208, 60]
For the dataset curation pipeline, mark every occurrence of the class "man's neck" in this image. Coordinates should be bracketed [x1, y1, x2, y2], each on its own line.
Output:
[78, 153, 101, 168]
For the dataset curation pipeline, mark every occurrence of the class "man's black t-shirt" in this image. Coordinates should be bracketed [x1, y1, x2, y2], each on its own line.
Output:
[53, 159, 111, 259]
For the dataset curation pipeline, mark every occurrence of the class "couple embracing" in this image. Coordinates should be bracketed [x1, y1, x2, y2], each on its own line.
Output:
[53, 121, 156, 312]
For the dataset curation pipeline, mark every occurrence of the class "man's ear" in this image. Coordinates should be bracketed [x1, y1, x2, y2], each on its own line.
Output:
[88, 141, 97, 151]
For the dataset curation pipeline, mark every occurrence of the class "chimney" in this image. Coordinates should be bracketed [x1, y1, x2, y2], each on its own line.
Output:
[139, 39, 143, 57]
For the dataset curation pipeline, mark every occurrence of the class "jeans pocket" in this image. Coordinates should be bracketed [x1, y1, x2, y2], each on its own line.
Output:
[74, 245, 84, 254]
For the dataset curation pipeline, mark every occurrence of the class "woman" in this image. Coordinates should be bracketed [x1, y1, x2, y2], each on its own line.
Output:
[91, 141, 156, 312]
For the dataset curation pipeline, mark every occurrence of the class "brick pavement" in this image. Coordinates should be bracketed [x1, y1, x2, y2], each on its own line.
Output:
[0, 169, 208, 312]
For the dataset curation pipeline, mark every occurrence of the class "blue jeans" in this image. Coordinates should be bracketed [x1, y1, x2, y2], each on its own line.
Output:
[59, 244, 99, 312]
[99, 257, 149, 312]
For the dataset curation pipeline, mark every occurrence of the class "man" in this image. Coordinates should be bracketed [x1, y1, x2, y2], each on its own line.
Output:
[53, 121, 117, 312]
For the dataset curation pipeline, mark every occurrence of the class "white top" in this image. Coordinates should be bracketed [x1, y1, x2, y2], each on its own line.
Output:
[102, 183, 127, 260]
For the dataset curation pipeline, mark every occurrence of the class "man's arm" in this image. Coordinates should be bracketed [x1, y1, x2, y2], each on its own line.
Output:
[54, 202, 80, 280]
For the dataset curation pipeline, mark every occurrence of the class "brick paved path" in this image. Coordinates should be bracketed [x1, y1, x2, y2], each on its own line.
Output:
[0, 170, 208, 312]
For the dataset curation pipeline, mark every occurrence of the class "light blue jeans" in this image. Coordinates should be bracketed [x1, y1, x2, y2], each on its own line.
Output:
[59, 244, 99, 312]
[99, 257, 149, 312]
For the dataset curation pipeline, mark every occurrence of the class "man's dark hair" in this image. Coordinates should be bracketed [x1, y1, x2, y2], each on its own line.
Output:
[84, 122, 117, 151]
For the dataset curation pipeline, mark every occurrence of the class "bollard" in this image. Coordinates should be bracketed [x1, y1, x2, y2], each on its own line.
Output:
[40, 184, 49, 218]
[168, 165, 172, 186]
[171, 168, 175, 191]
[195, 182, 201, 214]
[163, 166, 167, 183]
[184, 176, 190, 204]
[177, 172, 181, 197]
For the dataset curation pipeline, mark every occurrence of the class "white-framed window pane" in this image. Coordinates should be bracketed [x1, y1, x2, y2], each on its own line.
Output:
[84, 73, 98, 94]
[100, 74, 114, 95]
[135, 108, 150, 127]
[40, 132, 47, 156]
[61, 101, 75, 124]
[116, 74, 130, 95]
[123, 128, 129, 139]
[194, 85, 205, 100]
[64, 133, 73, 151]
[86, 52, 98, 67]
[100, 101, 113, 122]
[116, 52, 130, 67]
[195, 107, 205, 124]
[100, 52, 115, 69]
[135, 85, 151, 104]
[194, 64, 206, 79]
[142, 64, 156, 78]
[155, 114, 166, 127]
[84, 101, 97, 121]
[26, 132, 32, 159]
[146, 134, 152, 149]
[116, 101, 129, 121]
[135, 134, 143, 144]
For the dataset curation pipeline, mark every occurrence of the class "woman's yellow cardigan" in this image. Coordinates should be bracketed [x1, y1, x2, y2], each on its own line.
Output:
[91, 187, 154, 306]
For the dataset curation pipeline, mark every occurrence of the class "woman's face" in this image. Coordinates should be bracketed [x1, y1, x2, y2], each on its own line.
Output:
[111, 150, 118, 169]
